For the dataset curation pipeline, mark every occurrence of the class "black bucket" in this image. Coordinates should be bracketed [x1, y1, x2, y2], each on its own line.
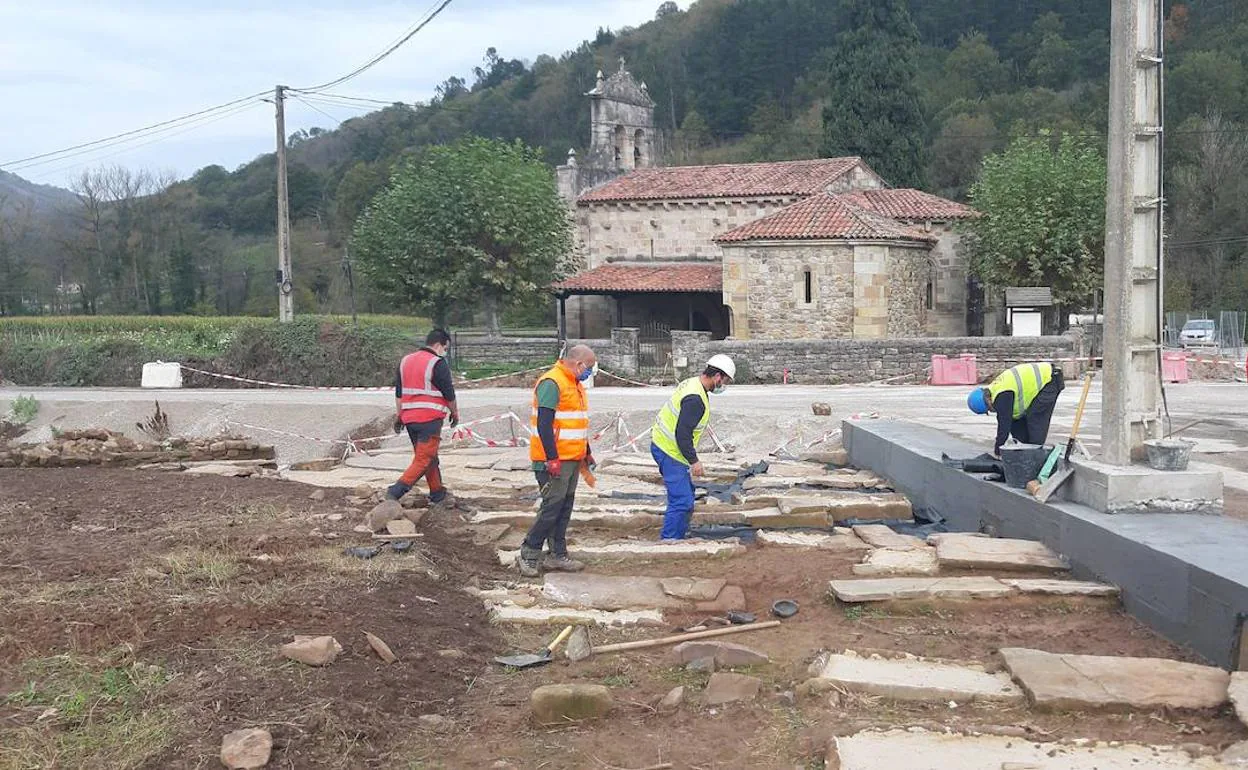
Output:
[999, 444, 1052, 489]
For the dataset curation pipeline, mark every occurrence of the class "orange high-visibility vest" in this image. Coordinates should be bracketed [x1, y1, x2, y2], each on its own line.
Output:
[398, 349, 450, 424]
[528, 363, 589, 462]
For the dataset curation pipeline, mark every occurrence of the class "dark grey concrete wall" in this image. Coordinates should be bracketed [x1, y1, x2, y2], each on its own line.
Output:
[844, 418, 1248, 669]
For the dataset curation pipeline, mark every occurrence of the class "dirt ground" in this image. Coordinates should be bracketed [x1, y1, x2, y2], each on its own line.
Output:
[0, 467, 1245, 770]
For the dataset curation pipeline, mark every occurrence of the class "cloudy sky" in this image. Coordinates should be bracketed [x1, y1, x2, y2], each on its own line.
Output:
[0, 0, 672, 188]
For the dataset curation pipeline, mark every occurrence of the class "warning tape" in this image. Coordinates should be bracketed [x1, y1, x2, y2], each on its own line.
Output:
[595, 369, 661, 388]
[180, 365, 390, 391]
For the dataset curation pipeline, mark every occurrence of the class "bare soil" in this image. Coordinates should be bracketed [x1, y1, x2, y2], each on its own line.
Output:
[0, 467, 1244, 770]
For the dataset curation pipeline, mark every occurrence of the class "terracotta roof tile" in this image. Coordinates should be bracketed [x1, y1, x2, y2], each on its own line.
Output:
[552, 263, 722, 294]
[578, 157, 864, 203]
[715, 194, 937, 244]
[840, 188, 978, 220]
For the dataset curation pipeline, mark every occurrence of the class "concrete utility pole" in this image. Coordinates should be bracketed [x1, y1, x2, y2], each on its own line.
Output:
[274, 85, 294, 323]
[1102, 0, 1164, 464]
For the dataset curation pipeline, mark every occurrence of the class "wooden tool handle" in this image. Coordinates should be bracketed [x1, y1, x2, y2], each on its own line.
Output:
[1064, 374, 1094, 460]
[593, 620, 782, 654]
[546, 625, 574, 653]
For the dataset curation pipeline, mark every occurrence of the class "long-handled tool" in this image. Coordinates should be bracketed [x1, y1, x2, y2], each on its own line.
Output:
[495, 625, 574, 669]
[1031, 373, 1094, 503]
[567, 620, 782, 662]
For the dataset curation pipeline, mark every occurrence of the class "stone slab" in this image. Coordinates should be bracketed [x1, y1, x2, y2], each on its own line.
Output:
[817, 653, 1024, 704]
[496, 539, 745, 565]
[702, 672, 761, 705]
[470, 509, 658, 529]
[1003, 579, 1119, 597]
[830, 577, 1014, 603]
[764, 461, 836, 477]
[542, 574, 688, 610]
[487, 604, 664, 627]
[673, 641, 768, 667]
[831, 729, 1230, 770]
[694, 506, 829, 528]
[1231, 671, 1248, 728]
[660, 577, 727, 601]
[742, 475, 807, 491]
[695, 584, 746, 612]
[999, 647, 1230, 711]
[936, 535, 1069, 572]
[852, 548, 940, 576]
[842, 418, 1248, 668]
[778, 493, 912, 521]
[756, 530, 871, 551]
[851, 524, 926, 551]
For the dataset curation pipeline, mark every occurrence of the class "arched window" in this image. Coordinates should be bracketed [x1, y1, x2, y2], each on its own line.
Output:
[613, 125, 625, 166]
[634, 129, 645, 167]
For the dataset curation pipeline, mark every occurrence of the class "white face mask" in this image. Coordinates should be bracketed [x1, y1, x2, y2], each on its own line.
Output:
[711, 378, 726, 395]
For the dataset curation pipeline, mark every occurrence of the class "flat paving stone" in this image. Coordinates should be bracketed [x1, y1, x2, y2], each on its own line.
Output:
[660, 577, 727, 601]
[496, 539, 745, 565]
[702, 672, 761, 705]
[830, 577, 1014, 603]
[695, 506, 829, 528]
[778, 494, 912, 521]
[999, 647, 1231, 711]
[936, 535, 1069, 572]
[852, 548, 940, 576]
[756, 530, 871, 551]
[488, 604, 664, 627]
[470, 508, 660, 529]
[1229, 671, 1248, 728]
[851, 524, 927, 551]
[831, 728, 1229, 770]
[1003, 579, 1119, 597]
[817, 653, 1024, 704]
[542, 574, 688, 610]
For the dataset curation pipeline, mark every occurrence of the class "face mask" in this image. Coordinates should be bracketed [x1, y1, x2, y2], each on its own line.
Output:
[711, 378, 726, 395]
[577, 363, 596, 382]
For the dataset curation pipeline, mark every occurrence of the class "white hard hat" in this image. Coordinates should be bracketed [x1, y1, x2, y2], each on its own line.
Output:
[706, 354, 736, 381]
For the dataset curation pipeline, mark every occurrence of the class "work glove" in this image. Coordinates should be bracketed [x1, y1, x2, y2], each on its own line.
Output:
[545, 459, 563, 478]
[585, 452, 596, 472]
[392, 417, 404, 434]
[449, 411, 460, 428]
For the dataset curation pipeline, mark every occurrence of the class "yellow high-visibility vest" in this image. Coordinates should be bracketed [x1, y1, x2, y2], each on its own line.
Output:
[987, 363, 1053, 418]
[650, 376, 710, 465]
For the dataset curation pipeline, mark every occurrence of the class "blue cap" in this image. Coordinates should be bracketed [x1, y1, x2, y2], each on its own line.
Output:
[967, 388, 989, 415]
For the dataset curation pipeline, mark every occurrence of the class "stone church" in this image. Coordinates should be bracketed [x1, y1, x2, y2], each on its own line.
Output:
[554, 63, 975, 341]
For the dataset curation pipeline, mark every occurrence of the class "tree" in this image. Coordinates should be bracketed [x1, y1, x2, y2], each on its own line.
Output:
[964, 134, 1107, 317]
[820, 0, 928, 187]
[351, 137, 572, 333]
[928, 113, 999, 200]
[656, 1, 680, 21]
[941, 32, 1011, 102]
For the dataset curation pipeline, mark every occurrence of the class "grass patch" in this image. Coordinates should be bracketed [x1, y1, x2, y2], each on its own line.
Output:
[0, 653, 175, 770]
[161, 548, 241, 590]
[7, 395, 38, 425]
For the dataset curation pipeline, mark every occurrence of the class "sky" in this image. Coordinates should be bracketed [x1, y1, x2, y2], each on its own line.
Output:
[0, 0, 674, 188]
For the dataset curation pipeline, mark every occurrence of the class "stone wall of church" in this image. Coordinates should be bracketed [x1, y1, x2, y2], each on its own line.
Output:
[925, 224, 968, 336]
[576, 198, 798, 268]
[722, 241, 930, 340]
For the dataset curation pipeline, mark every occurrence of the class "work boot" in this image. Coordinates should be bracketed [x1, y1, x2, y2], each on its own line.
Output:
[542, 553, 585, 573]
[515, 554, 541, 578]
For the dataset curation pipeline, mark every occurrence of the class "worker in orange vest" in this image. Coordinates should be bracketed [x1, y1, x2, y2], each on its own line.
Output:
[384, 328, 459, 510]
[516, 344, 597, 577]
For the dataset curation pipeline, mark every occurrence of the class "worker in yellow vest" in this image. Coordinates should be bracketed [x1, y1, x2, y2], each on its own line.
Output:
[650, 355, 736, 540]
[516, 344, 598, 577]
[967, 362, 1065, 456]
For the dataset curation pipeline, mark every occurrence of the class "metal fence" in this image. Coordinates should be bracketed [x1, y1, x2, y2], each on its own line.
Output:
[1164, 311, 1246, 360]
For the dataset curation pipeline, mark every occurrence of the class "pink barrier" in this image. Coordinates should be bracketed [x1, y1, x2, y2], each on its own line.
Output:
[1162, 351, 1189, 384]
[930, 354, 979, 386]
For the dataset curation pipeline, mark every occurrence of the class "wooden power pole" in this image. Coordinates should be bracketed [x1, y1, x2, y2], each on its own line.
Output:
[274, 84, 294, 322]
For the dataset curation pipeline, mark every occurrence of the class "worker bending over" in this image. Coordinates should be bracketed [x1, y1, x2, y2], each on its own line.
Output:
[967, 362, 1065, 456]
[385, 329, 459, 510]
[650, 355, 736, 540]
[517, 344, 598, 577]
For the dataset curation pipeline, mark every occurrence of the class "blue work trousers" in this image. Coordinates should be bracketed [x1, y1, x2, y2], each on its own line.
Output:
[651, 443, 694, 540]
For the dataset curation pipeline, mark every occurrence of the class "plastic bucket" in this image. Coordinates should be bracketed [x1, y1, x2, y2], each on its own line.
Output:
[999, 444, 1052, 489]
[1145, 439, 1194, 471]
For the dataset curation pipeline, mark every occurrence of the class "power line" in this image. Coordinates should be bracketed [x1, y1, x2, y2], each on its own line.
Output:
[0, 90, 271, 171]
[292, 0, 456, 93]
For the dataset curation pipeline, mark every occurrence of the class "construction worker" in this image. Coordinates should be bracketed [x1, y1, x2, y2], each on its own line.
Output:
[385, 328, 459, 506]
[650, 355, 736, 540]
[967, 362, 1065, 456]
[516, 344, 598, 577]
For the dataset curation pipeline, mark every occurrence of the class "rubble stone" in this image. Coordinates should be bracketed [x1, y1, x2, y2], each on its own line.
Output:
[220, 727, 273, 769]
[703, 672, 762, 705]
[530, 684, 613, 725]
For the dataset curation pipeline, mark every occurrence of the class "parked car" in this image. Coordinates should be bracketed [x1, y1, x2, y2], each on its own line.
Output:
[1180, 319, 1217, 349]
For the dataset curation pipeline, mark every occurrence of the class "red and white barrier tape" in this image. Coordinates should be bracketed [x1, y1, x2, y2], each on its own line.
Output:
[595, 368, 661, 388]
[181, 365, 390, 391]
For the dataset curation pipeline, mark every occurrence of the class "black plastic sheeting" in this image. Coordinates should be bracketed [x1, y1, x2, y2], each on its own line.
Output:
[941, 452, 1005, 482]
[694, 460, 770, 502]
[689, 506, 947, 541]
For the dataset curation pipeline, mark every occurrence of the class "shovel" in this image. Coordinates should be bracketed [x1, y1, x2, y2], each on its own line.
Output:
[494, 625, 574, 669]
[1031, 372, 1093, 503]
